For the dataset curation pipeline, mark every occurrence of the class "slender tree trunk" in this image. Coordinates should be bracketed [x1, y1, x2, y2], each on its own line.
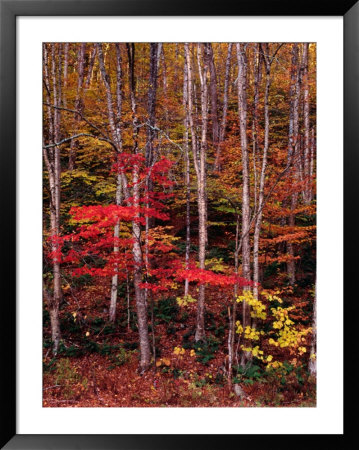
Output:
[309, 285, 317, 375]
[183, 51, 191, 297]
[214, 43, 232, 171]
[287, 44, 301, 285]
[144, 43, 159, 256]
[236, 43, 251, 366]
[309, 126, 316, 202]
[145, 43, 159, 359]
[252, 43, 262, 215]
[127, 43, 151, 372]
[207, 44, 219, 149]
[62, 43, 69, 108]
[197, 44, 209, 343]
[133, 164, 151, 372]
[302, 43, 311, 205]
[43, 43, 62, 354]
[185, 44, 209, 342]
[97, 43, 126, 323]
[253, 44, 271, 302]
[109, 44, 125, 323]
[68, 43, 86, 171]
[85, 46, 97, 89]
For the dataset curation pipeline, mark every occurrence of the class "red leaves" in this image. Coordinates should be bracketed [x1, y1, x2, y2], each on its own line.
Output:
[49, 153, 253, 296]
[176, 265, 252, 288]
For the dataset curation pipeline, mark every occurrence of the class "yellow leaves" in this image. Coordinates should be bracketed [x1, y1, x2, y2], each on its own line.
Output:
[94, 181, 116, 197]
[61, 170, 98, 187]
[176, 294, 197, 307]
[236, 290, 267, 320]
[235, 320, 243, 335]
[266, 360, 283, 370]
[148, 226, 179, 247]
[268, 338, 279, 347]
[190, 349, 196, 357]
[240, 345, 266, 361]
[173, 346, 185, 356]
[156, 357, 171, 367]
[243, 325, 261, 341]
[261, 290, 283, 303]
[266, 355, 273, 362]
[269, 304, 312, 355]
[204, 257, 227, 273]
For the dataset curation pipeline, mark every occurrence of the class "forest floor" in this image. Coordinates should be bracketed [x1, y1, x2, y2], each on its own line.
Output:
[43, 280, 316, 408]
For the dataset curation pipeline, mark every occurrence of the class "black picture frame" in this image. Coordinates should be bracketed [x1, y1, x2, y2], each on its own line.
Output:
[1, 0, 356, 448]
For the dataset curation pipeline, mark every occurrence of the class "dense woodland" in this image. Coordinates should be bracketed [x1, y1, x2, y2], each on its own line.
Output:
[43, 42, 316, 407]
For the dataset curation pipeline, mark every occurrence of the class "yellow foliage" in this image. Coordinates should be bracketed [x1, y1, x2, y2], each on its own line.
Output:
[204, 257, 227, 272]
[173, 346, 185, 356]
[176, 294, 197, 307]
[156, 357, 171, 367]
[236, 290, 267, 320]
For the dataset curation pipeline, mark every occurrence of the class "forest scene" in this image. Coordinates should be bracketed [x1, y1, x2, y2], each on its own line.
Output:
[43, 42, 316, 407]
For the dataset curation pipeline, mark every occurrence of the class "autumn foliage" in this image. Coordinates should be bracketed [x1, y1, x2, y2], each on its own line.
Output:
[43, 42, 316, 407]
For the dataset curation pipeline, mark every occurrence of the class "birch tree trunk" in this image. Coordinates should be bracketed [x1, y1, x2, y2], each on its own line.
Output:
[302, 43, 311, 205]
[214, 43, 232, 172]
[43, 43, 62, 354]
[309, 285, 317, 376]
[145, 43, 159, 250]
[145, 43, 159, 360]
[97, 43, 125, 323]
[287, 44, 301, 285]
[253, 44, 271, 301]
[127, 43, 151, 372]
[183, 51, 191, 297]
[236, 43, 252, 366]
[85, 46, 97, 89]
[252, 43, 262, 216]
[309, 126, 316, 201]
[252, 44, 284, 301]
[185, 43, 209, 342]
[62, 43, 69, 108]
[207, 44, 219, 149]
[68, 43, 86, 171]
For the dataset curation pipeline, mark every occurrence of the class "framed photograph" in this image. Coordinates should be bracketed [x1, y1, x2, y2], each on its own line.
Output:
[1, 0, 356, 448]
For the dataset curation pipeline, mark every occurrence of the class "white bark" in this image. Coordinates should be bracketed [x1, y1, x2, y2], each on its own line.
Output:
[127, 43, 151, 372]
[214, 43, 232, 171]
[43, 43, 62, 354]
[236, 43, 252, 366]
[287, 44, 301, 286]
[309, 285, 317, 376]
[183, 50, 191, 297]
[97, 43, 125, 323]
[185, 43, 209, 342]
[253, 44, 271, 301]
[68, 43, 86, 170]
